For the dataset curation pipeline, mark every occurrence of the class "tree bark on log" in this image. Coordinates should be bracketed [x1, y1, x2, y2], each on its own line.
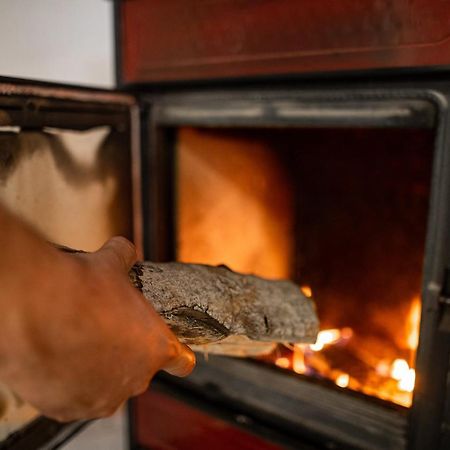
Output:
[131, 262, 318, 344]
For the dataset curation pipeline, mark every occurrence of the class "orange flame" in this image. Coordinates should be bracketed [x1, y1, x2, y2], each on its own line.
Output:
[269, 300, 421, 408]
[300, 285, 313, 298]
[292, 346, 307, 374]
[398, 368, 416, 393]
[391, 359, 410, 381]
[391, 358, 416, 393]
[407, 297, 421, 350]
[310, 329, 342, 351]
[335, 373, 350, 388]
[275, 357, 290, 369]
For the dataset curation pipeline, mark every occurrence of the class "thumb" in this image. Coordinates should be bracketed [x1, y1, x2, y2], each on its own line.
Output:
[96, 237, 138, 272]
[163, 343, 196, 377]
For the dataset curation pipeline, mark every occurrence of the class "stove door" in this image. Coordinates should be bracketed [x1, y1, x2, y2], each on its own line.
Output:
[0, 78, 141, 449]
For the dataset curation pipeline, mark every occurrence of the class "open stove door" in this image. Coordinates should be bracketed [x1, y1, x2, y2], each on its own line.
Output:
[0, 77, 141, 450]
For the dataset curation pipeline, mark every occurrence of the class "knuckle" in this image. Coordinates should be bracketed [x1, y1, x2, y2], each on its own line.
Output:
[105, 237, 137, 269]
[165, 336, 180, 358]
[133, 380, 150, 396]
[110, 236, 136, 252]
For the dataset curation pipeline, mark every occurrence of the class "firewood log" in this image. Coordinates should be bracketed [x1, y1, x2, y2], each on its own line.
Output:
[58, 246, 319, 356]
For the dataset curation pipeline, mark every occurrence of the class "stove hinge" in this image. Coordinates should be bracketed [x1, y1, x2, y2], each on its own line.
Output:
[432, 268, 450, 449]
[439, 267, 450, 333]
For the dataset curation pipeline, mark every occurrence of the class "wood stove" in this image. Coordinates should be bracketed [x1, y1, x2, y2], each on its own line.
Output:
[1, 1, 450, 449]
[129, 84, 450, 450]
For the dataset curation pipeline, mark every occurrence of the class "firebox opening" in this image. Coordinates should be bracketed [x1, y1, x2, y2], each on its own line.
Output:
[175, 126, 434, 408]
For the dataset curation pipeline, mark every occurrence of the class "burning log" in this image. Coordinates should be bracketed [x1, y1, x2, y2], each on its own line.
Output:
[58, 245, 319, 356]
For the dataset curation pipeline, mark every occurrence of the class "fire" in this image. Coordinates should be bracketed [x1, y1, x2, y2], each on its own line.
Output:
[300, 285, 312, 298]
[398, 368, 416, 393]
[310, 329, 342, 351]
[266, 296, 421, 408]
[335, 373, 350, 388]
[391, 359, 409, 381]
[391, 358, 416, 392]
[292, 346, 307, 374]
[375, 359, 391, 377]
[407, 297, 421, 350]
[176, 126, 428, 411]
[275, 357, 290, 369]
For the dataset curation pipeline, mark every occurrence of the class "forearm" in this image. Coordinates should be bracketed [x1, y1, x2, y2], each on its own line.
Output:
[0, 203, 66, 380]
[0, 203, 60, 323]
[0, 203, 56, 270]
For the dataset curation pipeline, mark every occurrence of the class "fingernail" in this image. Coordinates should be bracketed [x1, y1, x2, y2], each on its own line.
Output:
[164, 345, 196, 377]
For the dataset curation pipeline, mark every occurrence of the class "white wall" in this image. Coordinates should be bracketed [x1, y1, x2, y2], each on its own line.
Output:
[0, 0, 114, 87]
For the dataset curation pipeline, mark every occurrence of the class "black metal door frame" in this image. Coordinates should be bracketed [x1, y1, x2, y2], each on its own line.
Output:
[135, 81, 450, 449]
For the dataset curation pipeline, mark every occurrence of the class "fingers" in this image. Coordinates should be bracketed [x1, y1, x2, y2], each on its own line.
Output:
[96, 237, 138, 272]
[163, 343, 196, 377]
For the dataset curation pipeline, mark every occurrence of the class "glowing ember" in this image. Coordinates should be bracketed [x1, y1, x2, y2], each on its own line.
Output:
[300, 285, 313, 298]
[292, 346, 307, 374]
[391, 359, 410, 381]
[398, 368, 416, 393]
[375, 360, 391, 377]
[275, 357, 290, 369]
[310, 329, 342, 351]
[340, 327, 353, 340]
[335, 373, 350, 388]
[265, 294, 421, 409]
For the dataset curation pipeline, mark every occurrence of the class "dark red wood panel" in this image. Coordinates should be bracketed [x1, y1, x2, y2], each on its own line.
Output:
[134, 390, 281, 450]
[118, 0, 450, 84]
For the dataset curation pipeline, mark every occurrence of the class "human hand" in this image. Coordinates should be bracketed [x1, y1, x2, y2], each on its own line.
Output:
[0, 236, 195, 422]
